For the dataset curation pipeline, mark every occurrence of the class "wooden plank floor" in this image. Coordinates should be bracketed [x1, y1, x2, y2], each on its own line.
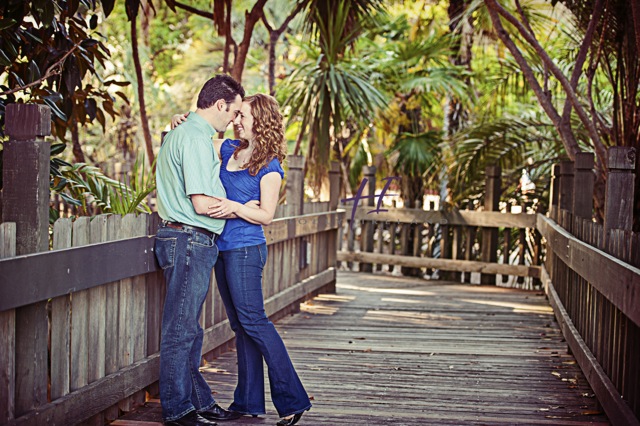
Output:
[113, 271, 608, 425]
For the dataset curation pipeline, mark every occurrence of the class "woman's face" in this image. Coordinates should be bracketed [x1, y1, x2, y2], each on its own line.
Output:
[233, 101, 254, 142]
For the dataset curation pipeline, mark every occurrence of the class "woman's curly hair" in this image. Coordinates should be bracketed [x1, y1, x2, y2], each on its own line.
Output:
[233, 94, 287, 176]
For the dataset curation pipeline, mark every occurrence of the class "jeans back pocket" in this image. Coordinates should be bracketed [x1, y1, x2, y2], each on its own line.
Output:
[155, 236, 177, 270]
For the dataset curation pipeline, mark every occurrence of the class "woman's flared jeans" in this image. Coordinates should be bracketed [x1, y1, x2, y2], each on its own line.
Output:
[215, 243, 312, 417]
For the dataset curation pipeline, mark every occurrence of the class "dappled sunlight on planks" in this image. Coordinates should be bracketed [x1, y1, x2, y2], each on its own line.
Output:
[458, 298, 554, 314]
[116, 271, 609, 425]
[363, 309, 463, 325]
[313, 294, 356, 302]
[199, 364, 236, 375]
[338, 283, 435, 296]
[380, 297, 425, 304]
[300, 293, 356, 315]
[300, 302, 340, 316]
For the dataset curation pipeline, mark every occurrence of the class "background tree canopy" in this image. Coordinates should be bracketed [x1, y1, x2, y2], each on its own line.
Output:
[1, 0, 639, 225]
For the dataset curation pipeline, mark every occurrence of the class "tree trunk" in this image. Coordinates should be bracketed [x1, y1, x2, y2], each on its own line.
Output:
[445, 0, 472, 136]
[71, 117, 85, 163]
[230, 0, 268, 83]
[262, 0, 308, 96]
[222, 0, 233, 73]
[131, 15, 155, 167]
[140, 0, 151, 48]
[267, 31, 278, 96]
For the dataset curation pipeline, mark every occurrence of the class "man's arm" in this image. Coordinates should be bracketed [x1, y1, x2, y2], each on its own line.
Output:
[191, 194, 220, 215]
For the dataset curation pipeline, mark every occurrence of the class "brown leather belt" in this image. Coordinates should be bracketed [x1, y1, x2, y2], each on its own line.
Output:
[161, 220, 217, 240]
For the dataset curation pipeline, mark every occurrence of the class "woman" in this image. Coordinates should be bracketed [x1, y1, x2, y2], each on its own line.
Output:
[171, 94, 311, 426]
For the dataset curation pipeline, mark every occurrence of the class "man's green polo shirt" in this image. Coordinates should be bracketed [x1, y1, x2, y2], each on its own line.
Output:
[156, 112, 226, 234]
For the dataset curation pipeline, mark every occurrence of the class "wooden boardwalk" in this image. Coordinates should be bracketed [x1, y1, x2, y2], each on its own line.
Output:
[114, 271, 608, 425]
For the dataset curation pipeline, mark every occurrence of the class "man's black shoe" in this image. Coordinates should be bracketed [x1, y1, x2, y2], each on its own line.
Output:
[164, 410, 218, 426]
[198, 404, 242, 421]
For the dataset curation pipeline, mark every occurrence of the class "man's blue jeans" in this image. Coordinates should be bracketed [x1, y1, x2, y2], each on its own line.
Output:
[214, 243, 312, 418]
[155, 226, 218, 421]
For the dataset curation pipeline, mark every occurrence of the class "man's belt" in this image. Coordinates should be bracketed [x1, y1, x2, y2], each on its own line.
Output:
[161, 220, 217, 240]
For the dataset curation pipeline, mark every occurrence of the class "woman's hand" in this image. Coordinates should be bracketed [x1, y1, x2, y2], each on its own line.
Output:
[207, 197, 241, 218]
[170, 113, 189, 129]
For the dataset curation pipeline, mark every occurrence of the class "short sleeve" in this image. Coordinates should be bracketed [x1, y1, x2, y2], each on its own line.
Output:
[258, 158, 285, 180]
[220, 139, 238, 164]
[183, 137, 220, 196]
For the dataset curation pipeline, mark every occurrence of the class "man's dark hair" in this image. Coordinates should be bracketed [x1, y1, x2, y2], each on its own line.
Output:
[197, 74, 245, 109]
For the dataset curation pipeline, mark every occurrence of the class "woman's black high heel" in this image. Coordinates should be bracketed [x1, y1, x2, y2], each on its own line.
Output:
[276, 412, 303, 425]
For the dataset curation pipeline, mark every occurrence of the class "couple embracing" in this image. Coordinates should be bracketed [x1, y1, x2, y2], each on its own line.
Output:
[154, 74, 311, 426]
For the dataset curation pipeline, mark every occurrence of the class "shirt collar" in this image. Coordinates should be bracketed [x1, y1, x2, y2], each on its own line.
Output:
[188, 112, 216, 137]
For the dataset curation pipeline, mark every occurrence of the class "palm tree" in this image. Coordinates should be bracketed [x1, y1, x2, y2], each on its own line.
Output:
[280, 0, 386, 193]
[370, 16, 468, 207]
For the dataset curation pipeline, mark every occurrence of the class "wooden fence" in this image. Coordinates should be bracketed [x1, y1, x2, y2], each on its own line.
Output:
[0, 104, 343, 425]
[337, 165, 541, 288]
[539, 149, 640, 426]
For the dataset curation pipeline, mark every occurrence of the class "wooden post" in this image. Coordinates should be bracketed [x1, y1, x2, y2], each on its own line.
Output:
[2, 104, 51, 416]
[572, 153, 595, 219]
[558, 160, 575, 232]
[329, 161, 341, 211]
[286, 155, 305, 216]
[286, 156, 305, 283]
[604, 147, 635, 239]
[549, 164, 560, 221]
[481, 165, 500, 285]
[328, 162, 341, 282]
[0, 223, 16, 423]
[360, 166, 376, 273]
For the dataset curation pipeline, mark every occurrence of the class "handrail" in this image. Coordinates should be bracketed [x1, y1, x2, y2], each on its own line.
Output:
[537, 214, 640, 327]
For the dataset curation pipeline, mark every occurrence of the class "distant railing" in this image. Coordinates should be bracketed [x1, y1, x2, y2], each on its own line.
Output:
[0, 104, 343, 426]
[337, 165, 542, 288]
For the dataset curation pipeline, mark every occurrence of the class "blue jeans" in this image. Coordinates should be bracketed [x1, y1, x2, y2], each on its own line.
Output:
[215, 244, 312, 417]
[155, 226, 218, 421]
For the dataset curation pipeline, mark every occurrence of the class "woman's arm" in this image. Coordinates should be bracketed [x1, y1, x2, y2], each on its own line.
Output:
[207, 172, 281, 225]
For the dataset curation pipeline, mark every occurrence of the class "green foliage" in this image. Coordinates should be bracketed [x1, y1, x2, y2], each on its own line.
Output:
[0, 0, 127, 142]
[50, 143, 155, 220]
[281, 0, 386, 187]
[106, 155, 156, 215]
[4, 0, 628, 216]
[446, 111, 573, 208]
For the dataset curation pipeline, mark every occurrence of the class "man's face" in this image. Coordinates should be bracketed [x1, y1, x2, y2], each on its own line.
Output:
[220, 94, 243, 132]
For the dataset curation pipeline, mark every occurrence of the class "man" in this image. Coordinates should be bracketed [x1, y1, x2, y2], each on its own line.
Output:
[154, 74, 244, 426]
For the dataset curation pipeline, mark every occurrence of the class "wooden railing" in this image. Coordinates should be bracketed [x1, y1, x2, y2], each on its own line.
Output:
[0, 207, 342, 426]
[337, 165, 541, 287]
[537, 149, 640, 426]
[0, 104, 343, 426]
[338, 207, 541, 283]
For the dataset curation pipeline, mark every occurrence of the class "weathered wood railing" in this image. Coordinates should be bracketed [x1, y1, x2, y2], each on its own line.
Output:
[337, 207, 541, 283]
[539, 149, 640, 426]
[337, 165, 541, 287]
[0, 104, 343, 425]
[0, 209, 341, 426]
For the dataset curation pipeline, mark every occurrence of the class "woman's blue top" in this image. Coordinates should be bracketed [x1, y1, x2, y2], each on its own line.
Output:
[217, 139, 285, 251]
